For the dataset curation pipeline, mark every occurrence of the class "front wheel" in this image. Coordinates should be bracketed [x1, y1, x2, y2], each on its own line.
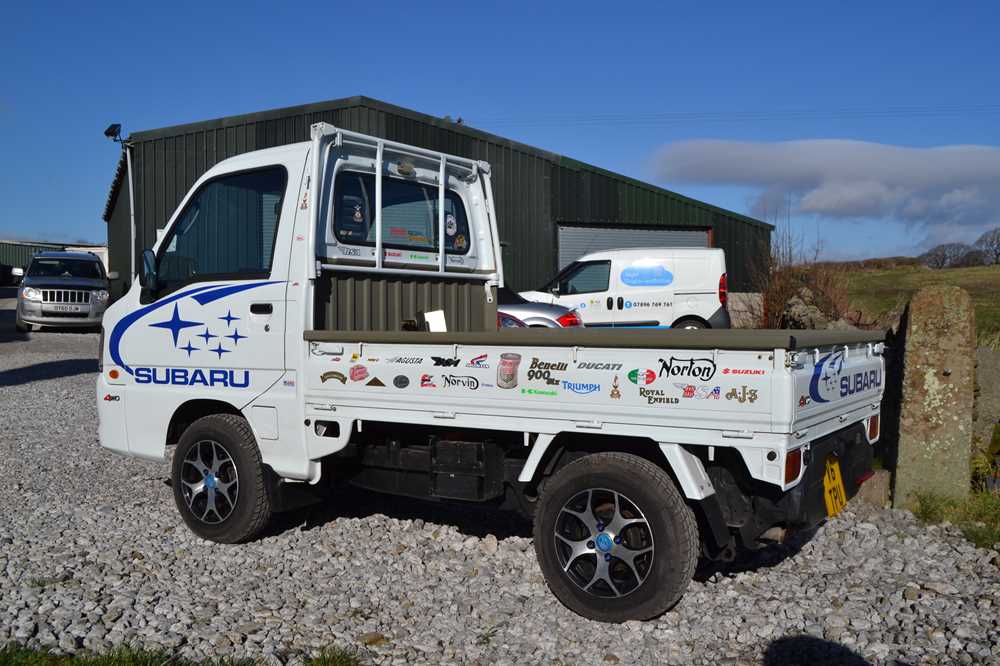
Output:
[171, 414, 272, 543]
[533, 452, 699, 622]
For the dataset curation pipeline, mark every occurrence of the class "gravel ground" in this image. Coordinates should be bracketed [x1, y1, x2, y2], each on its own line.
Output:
[1, 302, 998, 665]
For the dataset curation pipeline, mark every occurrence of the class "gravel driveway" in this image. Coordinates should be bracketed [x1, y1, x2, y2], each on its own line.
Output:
[1, 294, 998, 665]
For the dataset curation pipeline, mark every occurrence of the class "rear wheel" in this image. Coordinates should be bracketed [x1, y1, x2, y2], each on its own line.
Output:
[171, 414, 272, 543]
[533, 452, 699, 622]
[673, 317, 707, 330]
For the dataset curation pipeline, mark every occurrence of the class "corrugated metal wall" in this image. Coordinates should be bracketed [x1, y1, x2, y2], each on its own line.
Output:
[0, 241, 65, 268]
[108, 96, 770, 298]
[557, 226, 709, 269]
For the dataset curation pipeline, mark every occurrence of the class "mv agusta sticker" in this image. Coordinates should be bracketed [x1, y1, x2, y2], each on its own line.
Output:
[107, 280, 282, 388]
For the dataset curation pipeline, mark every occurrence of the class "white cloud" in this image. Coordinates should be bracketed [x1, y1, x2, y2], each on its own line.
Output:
[653, 139, 1000, 249]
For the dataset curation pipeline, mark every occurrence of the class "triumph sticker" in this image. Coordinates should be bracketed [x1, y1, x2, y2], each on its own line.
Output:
[320, 371, 347, 384]
[527, 358, 567, 386]
[562, 381, 600, 395]
[658, 357, 717, 382]
[443, 375, 480, 390]
[627, 368, 656, 385]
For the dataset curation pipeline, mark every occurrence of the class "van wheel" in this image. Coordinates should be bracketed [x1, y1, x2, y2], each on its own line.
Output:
[673, 318, 707, 330]
[171, 414, 272, 543]
[533, 452, 698, 622]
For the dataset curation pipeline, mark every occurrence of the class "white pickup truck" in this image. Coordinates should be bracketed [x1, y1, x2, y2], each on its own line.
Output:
[98, 124, 885, 622]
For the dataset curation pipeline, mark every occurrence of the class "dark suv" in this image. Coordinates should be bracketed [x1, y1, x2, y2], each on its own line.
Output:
[14, 251, 113, 332]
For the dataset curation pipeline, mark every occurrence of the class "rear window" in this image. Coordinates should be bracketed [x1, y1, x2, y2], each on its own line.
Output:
[333, 171, 471, 254]
[27, 258, 104, 279]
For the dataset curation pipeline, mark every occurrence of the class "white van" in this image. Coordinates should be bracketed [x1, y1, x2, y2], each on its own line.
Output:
[520, 248, 730, 329]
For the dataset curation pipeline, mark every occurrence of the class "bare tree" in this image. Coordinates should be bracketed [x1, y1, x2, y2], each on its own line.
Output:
[920, 243, 971, 269]
[953, 248, 988, 268]
[974, 227, 1000, 265]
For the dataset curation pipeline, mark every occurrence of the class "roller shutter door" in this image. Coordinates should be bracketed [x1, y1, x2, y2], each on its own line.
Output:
[557, 226, 709, 268]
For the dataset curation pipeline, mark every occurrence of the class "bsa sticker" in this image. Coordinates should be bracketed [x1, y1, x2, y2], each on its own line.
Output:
[320, 371, 347, 384]
[394, 375, 410, 389]
[420, 373, 436, 388]
[520, 387, 557, 397]
[432, 357, 460, 367]
[388, 356, 423, 364]
[675, 383, 721, 400]
[527, 358, 568, 386]
[726, 386, 759, 404]
[627, 369, 656, 385]
[723, 368, 766, 376]
[443, 374, 480, 389]
[349, 365, 369, 382]
[466, 354, 489, 369]
[658, 357, 717, 382]
[562, 381, 600, 395]
[366, 377, 385, 387]
[638, 388, 679, 406]
[610, 375, 622, 400]
[578, 362, 623, 371]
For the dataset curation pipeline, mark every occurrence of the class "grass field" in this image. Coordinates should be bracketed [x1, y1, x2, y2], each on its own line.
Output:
[845, 264, 1000, 339]
[0, 645, 362, 666]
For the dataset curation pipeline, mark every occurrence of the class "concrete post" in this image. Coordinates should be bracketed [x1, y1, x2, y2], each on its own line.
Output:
[893, 286, 975, 510]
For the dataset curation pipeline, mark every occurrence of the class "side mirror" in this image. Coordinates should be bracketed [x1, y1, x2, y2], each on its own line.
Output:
[139, 249, 158, 292]
[107, 271, 119, 280]
[11, 267, 23, 277]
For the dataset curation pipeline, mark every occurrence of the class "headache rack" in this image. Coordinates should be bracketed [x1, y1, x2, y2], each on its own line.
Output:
[307, 123, 503, 301]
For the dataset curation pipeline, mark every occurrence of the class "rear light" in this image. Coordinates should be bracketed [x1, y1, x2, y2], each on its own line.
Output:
[784, 448, 802, 484]
[867, 414, 880, 442]
[718, 272, 728, 308]
[556, 310, 582, 327]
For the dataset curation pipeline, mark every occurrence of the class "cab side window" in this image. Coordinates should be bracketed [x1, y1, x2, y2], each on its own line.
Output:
[157, 167, 287, 292]
[557, 260, 611, 295]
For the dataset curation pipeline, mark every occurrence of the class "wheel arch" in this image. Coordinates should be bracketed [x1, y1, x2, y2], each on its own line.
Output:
[166, 398, 243, 448]
[670, 315, 710, 330]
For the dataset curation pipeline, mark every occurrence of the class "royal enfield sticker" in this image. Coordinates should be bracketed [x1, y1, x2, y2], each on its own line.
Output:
[320, 371, 347, 384]
[726, 386, 759, 404]
[627, 369, 656, 385]
[659, 357, 717, 382]
[638, 388, 679, 406]
[394, 375, 410, 388]
[443, 375, 480, 390]
[497, 353, 521, 389]
[350, 365, 369, 382]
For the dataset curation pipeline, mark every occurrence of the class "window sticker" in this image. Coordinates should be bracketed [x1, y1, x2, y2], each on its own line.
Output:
[455, 234, 467, 250]
[446, 214, 457, 237]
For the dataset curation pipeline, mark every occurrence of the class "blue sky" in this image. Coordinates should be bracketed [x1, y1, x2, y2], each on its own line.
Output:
[3, 1, 999, 258]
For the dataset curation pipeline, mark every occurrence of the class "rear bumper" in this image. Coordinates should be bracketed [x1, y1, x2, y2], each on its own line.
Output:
[707, 306, 731, 329]
[710, 423, 873, 547]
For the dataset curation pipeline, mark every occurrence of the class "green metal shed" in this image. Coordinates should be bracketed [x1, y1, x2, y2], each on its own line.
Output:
[102, 96, 771, 298]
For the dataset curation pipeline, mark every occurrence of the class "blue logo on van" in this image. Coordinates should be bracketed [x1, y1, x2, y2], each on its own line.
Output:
[620, 265, 673, 287]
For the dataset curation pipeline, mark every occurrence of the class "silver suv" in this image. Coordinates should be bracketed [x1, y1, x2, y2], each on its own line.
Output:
[14, 251, 113, 332]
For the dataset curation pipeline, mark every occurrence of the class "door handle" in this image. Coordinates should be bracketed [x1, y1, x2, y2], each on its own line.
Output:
[617, 297, 624, 310]
[606, 297, 613, 310]
[250, 303, 273, 315]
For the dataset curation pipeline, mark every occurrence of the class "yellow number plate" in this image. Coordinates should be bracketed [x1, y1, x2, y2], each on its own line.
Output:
[823, 457, 847, 517]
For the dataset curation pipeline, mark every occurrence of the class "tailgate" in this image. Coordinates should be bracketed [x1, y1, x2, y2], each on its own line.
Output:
[792, 343, 884, 425]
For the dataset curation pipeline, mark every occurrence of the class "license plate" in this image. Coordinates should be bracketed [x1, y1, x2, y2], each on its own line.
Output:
[823, 457, 847, 517]
[52, 305, 81, 313]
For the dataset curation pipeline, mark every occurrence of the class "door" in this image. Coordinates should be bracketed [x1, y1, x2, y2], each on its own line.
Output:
[546, 259, 614, 327]
[112, 166, 289, 392]
[615, 255, 676, 328]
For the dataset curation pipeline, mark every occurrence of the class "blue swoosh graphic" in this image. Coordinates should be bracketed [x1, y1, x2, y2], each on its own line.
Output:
[108, 281, 281, 374]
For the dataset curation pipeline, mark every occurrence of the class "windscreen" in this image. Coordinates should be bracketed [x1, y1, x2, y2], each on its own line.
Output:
[27, 258, 104, 279]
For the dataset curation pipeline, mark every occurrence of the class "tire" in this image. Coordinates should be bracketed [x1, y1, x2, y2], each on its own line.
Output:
[673, 318, 707, 330]
[171, 413, 272, 543]
[533, 452, 698, 622]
